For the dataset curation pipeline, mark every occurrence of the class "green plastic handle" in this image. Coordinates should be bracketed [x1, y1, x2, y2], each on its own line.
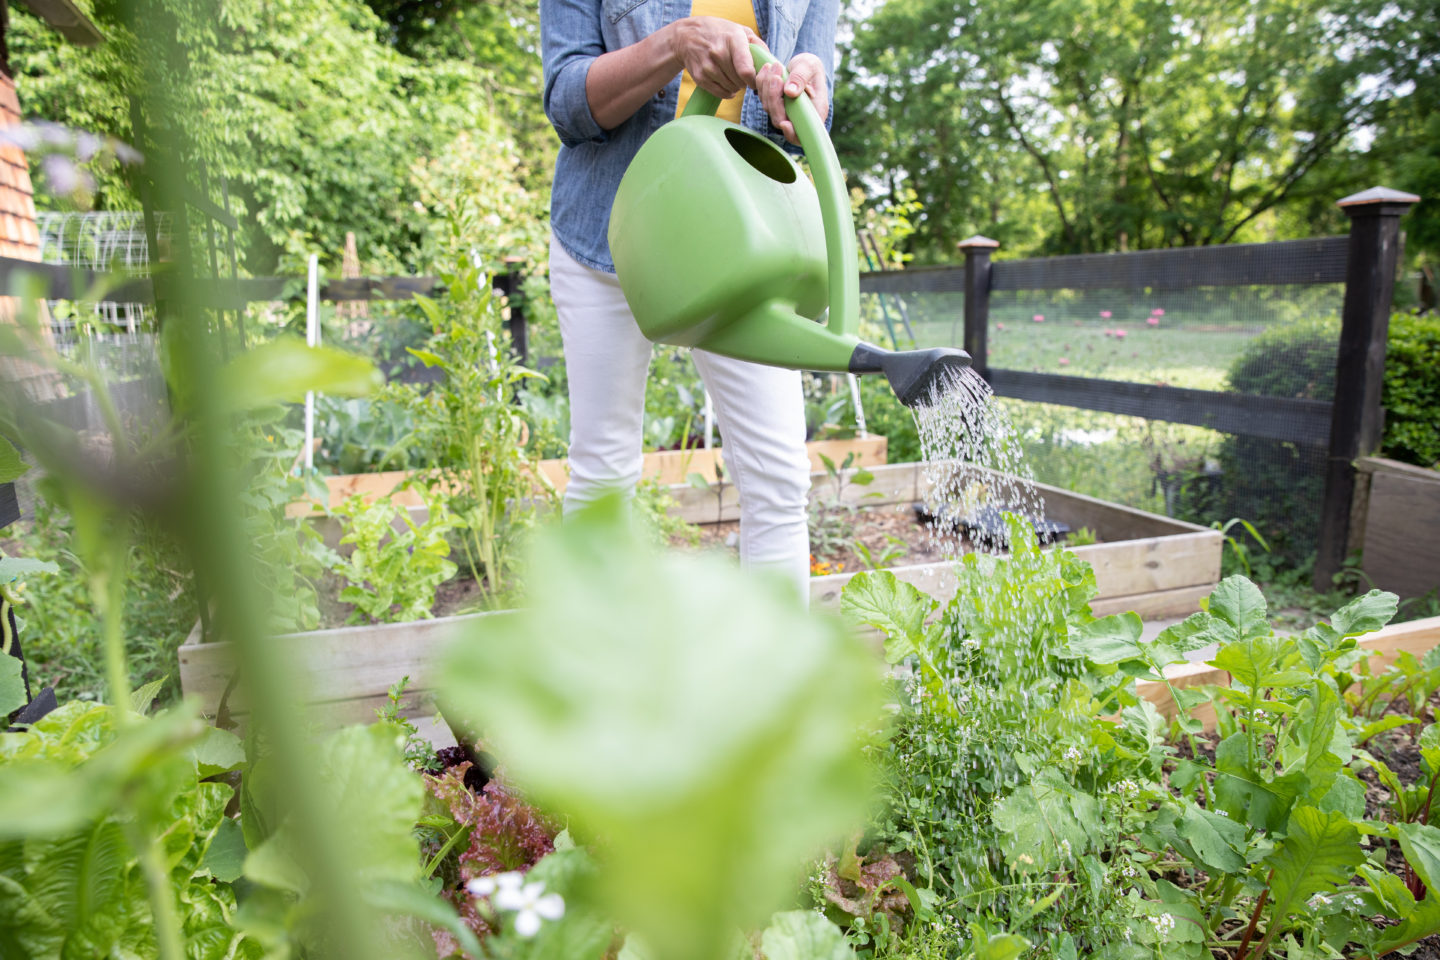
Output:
[679, 43, 858, 340]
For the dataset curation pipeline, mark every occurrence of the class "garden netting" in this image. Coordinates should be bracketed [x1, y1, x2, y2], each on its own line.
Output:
[865, 273, 1347, 562]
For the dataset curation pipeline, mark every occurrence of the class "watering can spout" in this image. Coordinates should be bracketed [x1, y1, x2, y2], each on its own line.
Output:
[848, 342, 973, 408]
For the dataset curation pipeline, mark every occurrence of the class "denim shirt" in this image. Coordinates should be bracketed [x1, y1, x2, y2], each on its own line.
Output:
[542, 0, 839, 272]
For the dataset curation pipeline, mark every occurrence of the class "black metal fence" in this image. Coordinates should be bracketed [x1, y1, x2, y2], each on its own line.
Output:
[861, 186, 1420, 588]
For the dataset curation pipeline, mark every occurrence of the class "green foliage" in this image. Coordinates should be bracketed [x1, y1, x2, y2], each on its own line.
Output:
[438, 497, 883, 960]
[809, 451, 878, 561]
[331, 491, 458, 624]
[6, 496, 198, 704]
[1201, 318, 1340, 561]
[11, 0, 550, 273]
[0, 701, 257, 959]
[843, 526, 1440, 957]
[836, 0, 1386, 259]
[387, 235, 550, 600]
[1381, 312, 1440, 469]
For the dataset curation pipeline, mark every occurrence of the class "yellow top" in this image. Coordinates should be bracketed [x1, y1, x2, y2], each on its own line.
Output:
[674, 0, 759, 122]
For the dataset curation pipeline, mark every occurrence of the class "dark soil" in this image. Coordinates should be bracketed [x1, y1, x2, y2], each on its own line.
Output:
[677, 502, 1103, 575]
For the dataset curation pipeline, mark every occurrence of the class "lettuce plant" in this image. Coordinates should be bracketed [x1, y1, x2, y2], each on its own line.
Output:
[0, 700, 255, 959]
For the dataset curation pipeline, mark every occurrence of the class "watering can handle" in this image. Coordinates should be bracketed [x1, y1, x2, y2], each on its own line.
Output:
[680, 44, 859, 341]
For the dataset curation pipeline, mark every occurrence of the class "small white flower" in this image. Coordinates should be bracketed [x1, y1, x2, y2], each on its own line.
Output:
[1214, 809, 1230, 817]
[1150, 913, 1176, 935]
[1063, 747, 1082, 763]
[466, 871, 523, 899]
[1113, 779, 1139, 798]
[1307, 894, 1332, 910]
[496, 880, 565, 938]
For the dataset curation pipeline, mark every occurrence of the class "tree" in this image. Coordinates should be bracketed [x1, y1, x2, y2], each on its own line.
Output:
[10, 0, 550, 273]
[836, 0, 1396, 260]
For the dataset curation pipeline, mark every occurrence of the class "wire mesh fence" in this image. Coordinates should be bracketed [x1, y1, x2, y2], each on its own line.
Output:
[862, 255, 1349, 560]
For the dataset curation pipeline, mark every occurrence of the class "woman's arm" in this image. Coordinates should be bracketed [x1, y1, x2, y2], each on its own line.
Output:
[586, 17, 765, 131]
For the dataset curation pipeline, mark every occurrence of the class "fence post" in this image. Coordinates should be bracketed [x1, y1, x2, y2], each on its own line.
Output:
[958, 235, 999, 378]
[494, 257, 528, 365]
[1313, 187, 1419, 591]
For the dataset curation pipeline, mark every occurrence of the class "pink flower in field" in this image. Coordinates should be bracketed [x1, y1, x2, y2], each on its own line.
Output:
[1032, 314, 1045, 323]
[1058, 357, 1070, 365]
[1147, 316, 1159, 327]
[1100, 310, 1112, 319]
[1114, 328, 1128, 338]
[1101, 328, 1113, 336]
[996, 322, 1006, 331]
[1152, 308, 1165, 317]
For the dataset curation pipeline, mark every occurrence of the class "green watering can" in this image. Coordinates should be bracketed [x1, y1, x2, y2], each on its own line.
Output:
[609, 44, 969, 407]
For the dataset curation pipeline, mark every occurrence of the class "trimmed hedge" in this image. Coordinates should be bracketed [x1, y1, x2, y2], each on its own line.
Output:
[1382, 312, 1440, 469]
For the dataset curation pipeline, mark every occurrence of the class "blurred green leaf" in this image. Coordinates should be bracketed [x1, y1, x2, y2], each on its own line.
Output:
[760, 910, 855, 960]
[188, 726, 245, 779]
[218, 338, 381, 412]
[0, 558, 59, 582]
[0, 655, 24, 715]
[0, 436, 28, 484]
[204, 817, 247, 883]
[439, 496, 883, 960]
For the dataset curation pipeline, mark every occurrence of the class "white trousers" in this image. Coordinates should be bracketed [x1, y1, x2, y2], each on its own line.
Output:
[549, 234, 812, 597]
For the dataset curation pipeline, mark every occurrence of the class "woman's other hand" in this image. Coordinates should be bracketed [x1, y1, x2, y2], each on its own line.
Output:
[668, 16, 766, 101]
[757, 53, 828, 145]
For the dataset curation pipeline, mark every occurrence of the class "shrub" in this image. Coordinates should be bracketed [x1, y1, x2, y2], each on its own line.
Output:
[1381, 312, 1440, 469]
[1205, 318, 1339, 561]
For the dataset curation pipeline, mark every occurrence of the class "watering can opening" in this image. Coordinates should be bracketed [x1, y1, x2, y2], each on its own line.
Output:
[724, 128, 798, 184]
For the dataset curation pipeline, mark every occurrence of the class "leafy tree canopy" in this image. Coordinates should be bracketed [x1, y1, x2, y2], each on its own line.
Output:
[835, 0, 1430, 261]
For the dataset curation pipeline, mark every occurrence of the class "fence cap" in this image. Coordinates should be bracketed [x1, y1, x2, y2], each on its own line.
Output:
[957, 235, 1000, 249]
[1337, 186, 1421, 208]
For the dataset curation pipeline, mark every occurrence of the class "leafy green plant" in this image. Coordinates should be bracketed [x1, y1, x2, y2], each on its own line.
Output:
[0, 700, 254, 959]
[1381, 312, 1440, 469]
[438, 497, 883, 960]
[331, 489, 459, 624]
[1214, 516, 1270, 578]
[842, 517, 1440, 959]
[376, 676, 441, 774]
[391, 235, 551, 601]
[686, 458, 731, 525]
[634, 476, 701, 547]
[853, 535, 907, 571]
[809, 452, 877, 560]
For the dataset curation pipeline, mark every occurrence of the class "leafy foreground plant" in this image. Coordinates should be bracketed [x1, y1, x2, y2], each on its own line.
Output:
[0, 699, 252, 958]
[842, 515, 1440, 959]
[438, 496, 886, 960]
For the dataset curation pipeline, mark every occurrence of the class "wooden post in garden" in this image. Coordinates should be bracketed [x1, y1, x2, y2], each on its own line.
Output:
[959, 235, 999, 378]
[1313, 187, 1420, 591]
[493, 257, 528, 365]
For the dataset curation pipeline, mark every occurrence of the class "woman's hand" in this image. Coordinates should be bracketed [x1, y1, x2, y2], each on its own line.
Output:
[756, 53, 828, 146]
[667, 16, 766, 101]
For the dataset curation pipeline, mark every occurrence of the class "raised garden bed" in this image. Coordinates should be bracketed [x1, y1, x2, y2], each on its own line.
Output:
[1351, 456, 1440, 601]
[181, 459, 1238, 740]
[666, 460, 1226, 619]
[286, 436, 889, 516]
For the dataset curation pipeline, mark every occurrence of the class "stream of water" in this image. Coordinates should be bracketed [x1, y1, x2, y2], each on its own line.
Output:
[912, 364, 1046, 556]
